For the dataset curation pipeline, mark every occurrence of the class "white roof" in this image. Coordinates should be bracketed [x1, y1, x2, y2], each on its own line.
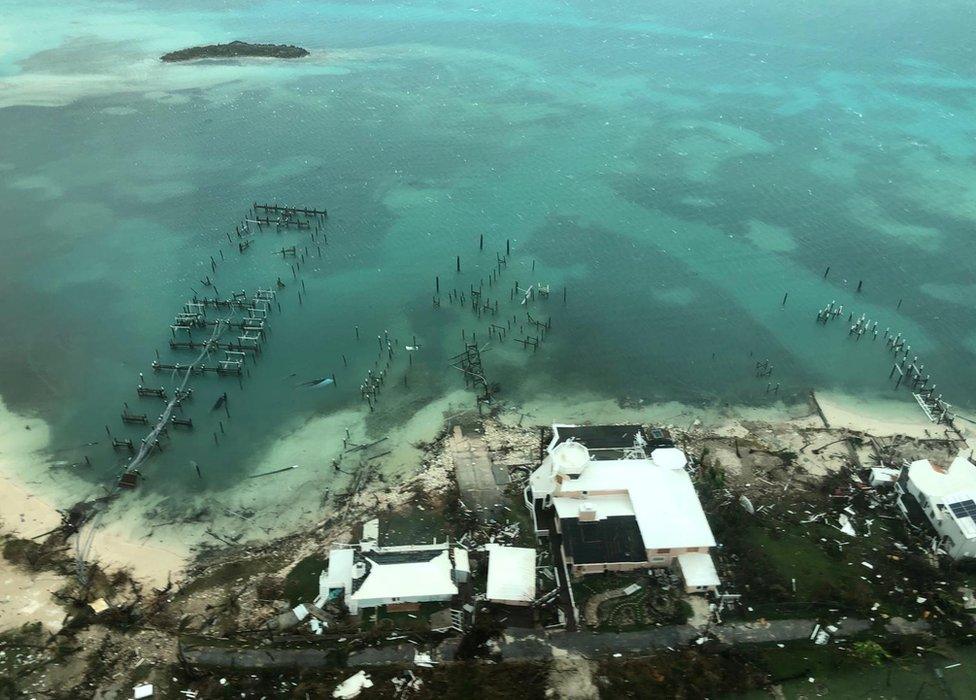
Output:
[555, 458, 716, 550]
[453, 547, 470, 573]
[651, 447, 687, 470]
[906, 456, 976, 539]
[323, 548, 355, 592]
[550, 440, 591, 476]
[553, 493, 635, 520]
[486, 544, 536, 603]
[349, 550, 457, 603]
[530, 440, 591, 497]
[677, 552, 720, 588]
[870, 468, 900, 487]
[907, 455, 976, 501]
[362, 518, 379, 542]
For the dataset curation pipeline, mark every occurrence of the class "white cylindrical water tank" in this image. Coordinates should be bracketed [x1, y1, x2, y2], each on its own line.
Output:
[550, 440, 590, 476]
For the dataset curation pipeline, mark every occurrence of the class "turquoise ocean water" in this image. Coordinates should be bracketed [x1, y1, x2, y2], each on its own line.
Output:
[1, 0, 975, 502]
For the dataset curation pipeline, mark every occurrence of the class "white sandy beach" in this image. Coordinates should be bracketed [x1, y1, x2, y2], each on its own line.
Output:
[0, 387, 474, 633]
[0, 397, 189, 631]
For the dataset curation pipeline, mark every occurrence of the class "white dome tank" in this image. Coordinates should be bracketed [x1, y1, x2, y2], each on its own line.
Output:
[549, 440, 590, 477]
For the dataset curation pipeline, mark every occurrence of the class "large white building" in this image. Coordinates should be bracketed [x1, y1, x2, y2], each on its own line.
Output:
[896, 454, 976, 560]
[317, 542, 467, 615]
[527, 424, 719, 592]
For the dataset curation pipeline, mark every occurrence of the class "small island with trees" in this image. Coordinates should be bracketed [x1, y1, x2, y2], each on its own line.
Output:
[161, 40, 309, 62]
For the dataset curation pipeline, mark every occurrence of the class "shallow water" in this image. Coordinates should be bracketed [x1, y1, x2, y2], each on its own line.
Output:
[1, 0, 975, 508]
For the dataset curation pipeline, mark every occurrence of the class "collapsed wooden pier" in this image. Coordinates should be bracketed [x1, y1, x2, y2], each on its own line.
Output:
[103, 201, 328, 493]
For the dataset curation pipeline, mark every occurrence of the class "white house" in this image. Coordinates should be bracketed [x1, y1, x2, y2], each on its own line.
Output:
[527, 424, 719, 591]
[676, 552, 721, 593]
[896, 454, 976, 560]
[317, 542, 467, 615]
[485, 544, 536, 606]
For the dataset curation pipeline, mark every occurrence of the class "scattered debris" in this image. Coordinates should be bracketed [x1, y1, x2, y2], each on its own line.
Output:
[333, 671, 373, 699]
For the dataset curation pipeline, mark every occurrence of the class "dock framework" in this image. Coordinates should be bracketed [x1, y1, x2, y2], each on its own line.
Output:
[107, 200, 329, 493]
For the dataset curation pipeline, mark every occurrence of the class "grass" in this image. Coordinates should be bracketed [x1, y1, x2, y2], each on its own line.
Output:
[754, 643, 860, 682]
[281, 554, 328, 606]
[381, 507, 451, 546]
[501, 485, 537, 547]
[743, 525, 868, 601]
[708, 482, 949, 622]
[599, 648, 768, 698]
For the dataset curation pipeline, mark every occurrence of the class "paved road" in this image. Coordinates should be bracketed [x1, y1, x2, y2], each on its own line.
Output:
[496, 626, 699, 660]
[345, 618, 878, 667]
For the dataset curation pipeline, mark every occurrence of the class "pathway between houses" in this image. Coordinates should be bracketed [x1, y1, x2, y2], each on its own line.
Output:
[449, 426, 500, 520]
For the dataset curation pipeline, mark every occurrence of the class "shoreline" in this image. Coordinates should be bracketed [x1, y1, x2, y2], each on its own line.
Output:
[3, 380, 974, 695]
[0, 385, 966, 632]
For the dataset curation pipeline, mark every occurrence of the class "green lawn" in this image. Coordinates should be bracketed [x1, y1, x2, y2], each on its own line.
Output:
[743, 525, 867, 601]
[282, 554, 329, 605]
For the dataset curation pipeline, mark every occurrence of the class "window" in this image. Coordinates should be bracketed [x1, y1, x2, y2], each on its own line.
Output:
[650, 556, 666, 563]
[658, 548, 671, 554]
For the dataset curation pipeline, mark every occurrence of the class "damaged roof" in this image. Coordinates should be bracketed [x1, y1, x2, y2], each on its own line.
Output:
[559, 515, 646, 565]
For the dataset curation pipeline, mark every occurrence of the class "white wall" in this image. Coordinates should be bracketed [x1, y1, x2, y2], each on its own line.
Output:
[938, 516, 976, 560]
[901, 478, 976, 561]
[349, 593, 454, 615]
